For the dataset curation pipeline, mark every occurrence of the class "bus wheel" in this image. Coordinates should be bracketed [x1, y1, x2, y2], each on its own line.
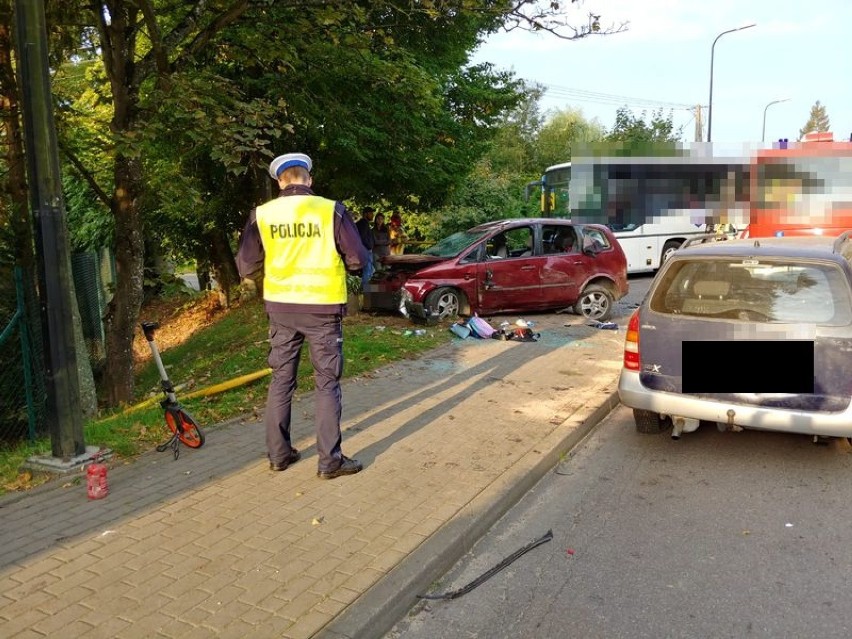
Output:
[574, 285, 613, 321]
[425, 287, 464, 319]
[661, 240, 682, 265]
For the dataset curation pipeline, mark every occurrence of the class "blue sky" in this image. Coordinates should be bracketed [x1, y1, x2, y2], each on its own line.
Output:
[472, 0, 851, 154]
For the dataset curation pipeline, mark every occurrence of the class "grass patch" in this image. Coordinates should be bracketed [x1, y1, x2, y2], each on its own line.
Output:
[0, 295, 453, 495]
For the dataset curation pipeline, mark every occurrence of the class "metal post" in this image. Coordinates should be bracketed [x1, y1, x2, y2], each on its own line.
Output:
[14, 0, 85, 457]
[762, 98, 791, 142]
[708, 24, 756, 143]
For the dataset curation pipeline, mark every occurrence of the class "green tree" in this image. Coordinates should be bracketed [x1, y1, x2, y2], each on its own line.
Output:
[587, 107, 685, 156]
[36, 0, 627, 406]
[535, 107, 605, 169]
[798, 100, 830, 139]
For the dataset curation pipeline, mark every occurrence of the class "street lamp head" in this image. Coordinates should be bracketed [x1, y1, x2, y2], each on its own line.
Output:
[707, 23, 758, 142]
[762, 98, 791, 142]
[764, 98, 791, 111]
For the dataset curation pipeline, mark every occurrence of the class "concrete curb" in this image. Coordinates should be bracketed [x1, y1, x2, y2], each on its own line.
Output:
[316, 389, 621, 639]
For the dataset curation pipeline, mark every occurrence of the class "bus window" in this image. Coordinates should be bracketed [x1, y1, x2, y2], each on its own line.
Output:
[558, 156, 748, 273]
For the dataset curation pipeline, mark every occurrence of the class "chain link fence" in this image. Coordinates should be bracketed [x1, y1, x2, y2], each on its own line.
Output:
[0, 266, 46, 443]
[0, 250, 114, 444]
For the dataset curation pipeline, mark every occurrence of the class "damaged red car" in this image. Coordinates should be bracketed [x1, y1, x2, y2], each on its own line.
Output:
[362, 219, 629, 321]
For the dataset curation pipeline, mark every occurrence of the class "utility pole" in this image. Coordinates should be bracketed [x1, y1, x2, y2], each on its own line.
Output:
[694, 105, 704, 142]
[14, 0, 85, 458]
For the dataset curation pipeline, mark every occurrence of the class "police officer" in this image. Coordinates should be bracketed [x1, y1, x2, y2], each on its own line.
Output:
[236, 152, 370, 479]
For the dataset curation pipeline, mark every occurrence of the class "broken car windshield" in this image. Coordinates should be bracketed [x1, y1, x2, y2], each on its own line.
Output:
[422, 230, 490, 257]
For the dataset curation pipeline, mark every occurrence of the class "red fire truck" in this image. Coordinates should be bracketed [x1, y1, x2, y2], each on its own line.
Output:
[746, 131, 852, 238]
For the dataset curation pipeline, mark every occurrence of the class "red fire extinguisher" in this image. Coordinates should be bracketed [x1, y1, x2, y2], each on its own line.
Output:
[86, 453, 109, 500]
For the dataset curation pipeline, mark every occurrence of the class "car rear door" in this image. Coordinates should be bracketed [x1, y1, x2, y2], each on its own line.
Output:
[538, 223, 590, 307]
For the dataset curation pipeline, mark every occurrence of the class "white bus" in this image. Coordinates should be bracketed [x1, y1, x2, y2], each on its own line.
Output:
[539, 156, 750, 273]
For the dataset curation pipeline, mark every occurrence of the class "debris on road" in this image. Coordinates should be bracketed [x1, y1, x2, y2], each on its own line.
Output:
[587, 320, 618, 330]
[416, 529, 554, 601]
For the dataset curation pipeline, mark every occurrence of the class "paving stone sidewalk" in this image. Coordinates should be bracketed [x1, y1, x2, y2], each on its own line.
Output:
[0, 311, 629, 639]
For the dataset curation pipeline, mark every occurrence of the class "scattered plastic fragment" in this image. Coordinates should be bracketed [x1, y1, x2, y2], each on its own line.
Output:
[566, 548, 575, 556]
[587, 321, 618, 330]
[449, 323, 471, 339]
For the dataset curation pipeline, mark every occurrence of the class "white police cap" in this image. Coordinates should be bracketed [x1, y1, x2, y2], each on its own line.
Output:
[269, 153, 312, 180]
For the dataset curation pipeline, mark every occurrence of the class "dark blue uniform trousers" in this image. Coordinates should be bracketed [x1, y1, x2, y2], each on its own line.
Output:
[265, 312, 344, 472]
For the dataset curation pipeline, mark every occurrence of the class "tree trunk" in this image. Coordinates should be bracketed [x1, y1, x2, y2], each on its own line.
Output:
[0, 17, 34, 271]
[67, 258, 98, 417]
[207, 227, 239, 307]
[194, 250, 212, 291]
[102, 154, 145, 406]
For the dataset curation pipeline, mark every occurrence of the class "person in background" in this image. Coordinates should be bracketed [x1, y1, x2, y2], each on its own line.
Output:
[355, 207, 375, 289]
[372, 212, 391, 269]
[236, 152, 368, 480]
[389, 212, 407, 255]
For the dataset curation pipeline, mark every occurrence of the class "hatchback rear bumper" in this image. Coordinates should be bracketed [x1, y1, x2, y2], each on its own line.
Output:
[618, 369, 852, 438]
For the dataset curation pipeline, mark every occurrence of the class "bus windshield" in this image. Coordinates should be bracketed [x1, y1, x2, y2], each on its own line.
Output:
[542, 163, 571, 216]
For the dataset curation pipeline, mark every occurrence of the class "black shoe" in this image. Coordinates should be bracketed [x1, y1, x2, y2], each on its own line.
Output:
[269, 449, 301, 471]
[317, 456, 362, 480]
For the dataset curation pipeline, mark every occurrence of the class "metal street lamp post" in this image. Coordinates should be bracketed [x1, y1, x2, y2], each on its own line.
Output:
[762, 98, 791, 142]
[707, 23, 757, 143]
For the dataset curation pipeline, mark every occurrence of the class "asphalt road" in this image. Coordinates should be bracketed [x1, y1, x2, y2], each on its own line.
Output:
[386, 395, 852, 638]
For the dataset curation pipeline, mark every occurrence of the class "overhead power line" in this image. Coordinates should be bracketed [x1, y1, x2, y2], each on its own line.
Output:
[540, 83, 699, 111]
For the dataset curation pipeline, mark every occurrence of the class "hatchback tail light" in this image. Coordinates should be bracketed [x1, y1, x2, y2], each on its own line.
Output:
[623, 310, 640, 370]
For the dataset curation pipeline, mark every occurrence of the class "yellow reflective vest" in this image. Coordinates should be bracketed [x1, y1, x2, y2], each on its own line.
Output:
[255, 195, 346, 305]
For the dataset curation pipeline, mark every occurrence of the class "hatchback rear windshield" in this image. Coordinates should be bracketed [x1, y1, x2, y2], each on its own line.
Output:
[650, 257, 852, 325]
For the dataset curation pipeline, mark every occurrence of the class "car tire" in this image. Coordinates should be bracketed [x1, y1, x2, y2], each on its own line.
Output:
[660, 240, 682, 266]
[425, 287, 464, 319]
[633, 409, 669, 434]
[574, 285, 614, 321]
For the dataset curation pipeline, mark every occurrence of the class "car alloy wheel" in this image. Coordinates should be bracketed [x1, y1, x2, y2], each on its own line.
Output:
[427, 287, 462, 319]
[575, 286, 613, 321]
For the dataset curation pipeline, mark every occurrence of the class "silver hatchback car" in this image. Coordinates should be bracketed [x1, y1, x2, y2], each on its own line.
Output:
[618, 232, 852, 441]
